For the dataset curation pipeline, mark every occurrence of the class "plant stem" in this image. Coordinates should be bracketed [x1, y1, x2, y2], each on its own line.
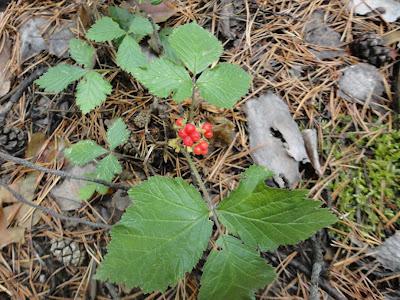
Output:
[0, 181, 111, 229]
[182, 149, 224, 236]
[0, 151, 129, 191]
[188, 77, 197, 121]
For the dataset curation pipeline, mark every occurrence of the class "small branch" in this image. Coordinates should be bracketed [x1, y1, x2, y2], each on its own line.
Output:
[0, 151, 129, 191]
[0, 181, 112, 229]
[310, 233, 323, 300]
[0, 67, 47, 124]
[182, 149, 224, 236]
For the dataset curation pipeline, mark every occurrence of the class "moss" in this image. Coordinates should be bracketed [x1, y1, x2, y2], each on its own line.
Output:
[329, 130, 400, 236]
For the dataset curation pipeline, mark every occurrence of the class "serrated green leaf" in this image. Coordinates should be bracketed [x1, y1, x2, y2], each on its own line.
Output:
[95, 176, 213, 292]
[96, 154, 122, 182]
[69, 39, 95, 68]
[64, 140, 107, 166]
[86, 17, 126, 42]
[197, 63, 251, 108]
[79, 182, 97, 200]
[106, 118, 130, 150]
[116, 35, 147, 74]
[199, 235, 276, 300]
[169, 22, 223, 74]
[76, 71, 112, 114]
[109, 6, 133, 31]
[217, 165, 337, 251]
[128, 15, 153, 36]
[35, 64, 85, 93]
[134, 58, 193, 102]
[159, 27, 181, 65]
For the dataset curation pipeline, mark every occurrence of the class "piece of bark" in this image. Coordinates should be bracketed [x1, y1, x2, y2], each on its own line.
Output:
[245, 92, 309, 188]
[302, 129, 322, 176]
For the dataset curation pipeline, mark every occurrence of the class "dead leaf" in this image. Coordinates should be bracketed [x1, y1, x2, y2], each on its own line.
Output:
[0, 35, 12, 97]
[19, 17, 75, 62]
[0, 205, 25, 249]
[371, 231, 400, 272]
[304, 11, 344, 59]
[338, 63, 386, 111]
[245, 92, 309, 188]
[50, 164, 96, 211]
[349, 0, 400, 23]
[111, 189, 131, 212]
[25, 132, 46, 158]
[218, 0, 236, 40]
[127, 0, 178, 23]
[302, 129, 322, 176]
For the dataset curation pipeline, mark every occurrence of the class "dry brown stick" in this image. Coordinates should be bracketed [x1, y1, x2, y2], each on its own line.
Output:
[0, 67, 47, 123]
[0, 181, 112, 229]
[310, 233, 323, 300]
[0, 151, 129, 191]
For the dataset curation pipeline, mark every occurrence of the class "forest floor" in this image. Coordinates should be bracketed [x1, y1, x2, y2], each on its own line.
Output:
[0, 0, 399, 299]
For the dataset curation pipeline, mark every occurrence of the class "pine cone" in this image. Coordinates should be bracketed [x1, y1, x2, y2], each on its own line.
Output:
[350, 33, 392, 67]
[0, 126, 27, 154]
[50, 238, 84, 267]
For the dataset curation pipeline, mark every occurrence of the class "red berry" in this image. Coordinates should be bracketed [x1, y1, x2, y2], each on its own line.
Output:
[198, 140, 209, 151]
[175, 117, 184, 127]
[178, 129, 187, 139]
[204, 131, 213, 139]
[190, 131, 201, 142]
[193, 145, 203, 155]
[201, 148, 208, 155]
[202, 122, 213, 132]
[183, 136, 193, 147]
[184, 123, 196, 134]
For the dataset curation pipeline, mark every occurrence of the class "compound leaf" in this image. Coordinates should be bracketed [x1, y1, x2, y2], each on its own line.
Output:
[134, 58, 192, 102]
[116, 35, 147, 74]
[79, 182, 97, 201]
[69, 38, 95, 68]
[106, 118, 130, 150]
[169, 22, 223, 74]
[76, 71, 112, 114]
[217, 165, 337, 251]
[64, 140, 107, 166]
[197, 63, 251, 108]
[96, 176, 213, 292]
[86, 17, 126, 42]
[94, 154, 122, 190]
[128, 15, 153, 36]
[199, 235, 276, 300]
[35, 64, 85, 93]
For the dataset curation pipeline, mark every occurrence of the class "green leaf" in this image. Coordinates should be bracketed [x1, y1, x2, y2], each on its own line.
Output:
[95, 154, 122, 188]
[79, 182, 97, 201]
[116, 35, 147, 74]
[76, 71, 112, 114]
[86, 17, 126, 42]
[197, 63, 251, 108]
[109, 6, 133, 31]
[199, 235, 276, 300]
[217, 165, 337, 251]
[96, 176, 213, 292]
[35, 64, 85, 93]
[69, 38, 95, 68]
[159, 27, 181, 65]
[134, 58, 193, 102]
[128, 15, 153, 36]
[64, 140, 107, 166]
[106, 118, 130, 150]
[169, 22, 223, 74]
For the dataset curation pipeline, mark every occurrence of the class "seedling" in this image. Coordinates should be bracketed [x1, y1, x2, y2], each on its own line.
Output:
[35, 6, 337, 299]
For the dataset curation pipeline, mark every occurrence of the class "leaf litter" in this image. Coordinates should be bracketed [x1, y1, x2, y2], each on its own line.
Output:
[0, 0, 399, 299]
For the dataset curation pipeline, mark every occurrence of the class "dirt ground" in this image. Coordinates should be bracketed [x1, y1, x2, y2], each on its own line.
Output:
[0, 0, 399, 299]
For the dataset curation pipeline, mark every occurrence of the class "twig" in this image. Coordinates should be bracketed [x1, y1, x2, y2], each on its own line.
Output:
[0, 67, 47, 124]
[310, 233, 323, 300]
[391, 60, 400, 129]
[0, 181, 112, 229]
[0, 151, 129, 191]
[182, 149, 224, 237]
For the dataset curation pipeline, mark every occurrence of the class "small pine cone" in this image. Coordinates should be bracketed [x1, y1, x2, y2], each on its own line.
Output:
[50, 238, 84, 267]
[0, 126, 27, 154]
[133, 110, 151, 129]
[350, 33, 392, 67]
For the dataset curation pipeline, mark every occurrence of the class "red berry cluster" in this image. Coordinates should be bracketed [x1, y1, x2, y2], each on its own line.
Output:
[175, 118, 213, 155]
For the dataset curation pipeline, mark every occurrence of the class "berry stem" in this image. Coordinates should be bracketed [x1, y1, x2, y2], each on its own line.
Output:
[182, 149, 224, 237]
[188, 76, 197, 122]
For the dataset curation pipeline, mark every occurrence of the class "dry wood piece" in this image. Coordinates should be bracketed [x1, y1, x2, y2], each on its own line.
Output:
[371, 231, 400, 272]
[302, 129, 322, 176]
[245, 92, 309, 188]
